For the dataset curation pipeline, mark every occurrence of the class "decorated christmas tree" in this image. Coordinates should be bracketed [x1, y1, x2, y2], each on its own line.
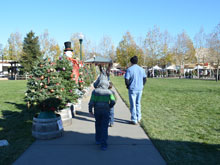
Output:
[82, 64, 94, 87]
[56, 56, 79, 105]
[78, 62, 85, 91]
[25, 58, 64, 118]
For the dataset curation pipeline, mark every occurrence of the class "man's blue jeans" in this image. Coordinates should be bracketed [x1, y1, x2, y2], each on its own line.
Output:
[94, 108, 110, 146]
[128, 90, 143, 123]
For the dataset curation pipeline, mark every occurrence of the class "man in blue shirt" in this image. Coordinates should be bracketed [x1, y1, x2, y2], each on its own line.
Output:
[124, 56, 147, 124]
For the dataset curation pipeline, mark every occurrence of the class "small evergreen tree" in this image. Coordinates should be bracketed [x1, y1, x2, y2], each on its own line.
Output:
[83, 64, 94, 87]
[20, 31, 42, 72]
[25, 58, 65, 115]
[78, 62, 85, 91]
[56, 56, 79, 104]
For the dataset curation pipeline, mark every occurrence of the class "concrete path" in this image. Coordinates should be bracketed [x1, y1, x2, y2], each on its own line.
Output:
[14, 87, 166, 165]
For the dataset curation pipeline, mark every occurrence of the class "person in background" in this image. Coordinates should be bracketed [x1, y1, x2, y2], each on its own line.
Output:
[108, 82, 116, 127]
[124, 56, 147, 125]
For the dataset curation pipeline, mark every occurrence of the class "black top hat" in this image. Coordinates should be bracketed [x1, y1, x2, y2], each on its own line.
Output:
[64, 41, 73, 52]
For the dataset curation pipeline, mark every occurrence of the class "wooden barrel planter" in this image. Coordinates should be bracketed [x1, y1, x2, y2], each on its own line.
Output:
[57, 108, 72, 127]
[32, 114, 63, 140]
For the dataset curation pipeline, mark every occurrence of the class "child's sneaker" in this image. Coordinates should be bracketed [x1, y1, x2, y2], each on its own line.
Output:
[109, 123, 114, 127]
[101, 145, 107, 151]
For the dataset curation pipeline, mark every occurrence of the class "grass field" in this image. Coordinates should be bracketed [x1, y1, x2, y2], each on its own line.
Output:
[0, 80, 36, 165]
[111, 77, 220, 164]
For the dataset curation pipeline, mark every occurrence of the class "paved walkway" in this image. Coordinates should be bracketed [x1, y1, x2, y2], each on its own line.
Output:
[14, 87, 166, 165]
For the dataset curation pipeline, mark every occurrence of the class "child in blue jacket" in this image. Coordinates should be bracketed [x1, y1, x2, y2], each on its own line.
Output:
[89, 73, 115, 150]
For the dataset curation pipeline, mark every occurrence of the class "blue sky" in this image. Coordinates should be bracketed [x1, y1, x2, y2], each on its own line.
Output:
[0, 0, 220, 48]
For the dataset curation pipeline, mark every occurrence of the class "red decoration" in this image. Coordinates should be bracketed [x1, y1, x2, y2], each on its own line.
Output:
[67, 57, 80, 83]
[50, 107, 56, 111]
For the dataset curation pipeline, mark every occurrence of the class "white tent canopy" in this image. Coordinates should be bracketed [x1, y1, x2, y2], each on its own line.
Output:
[152, 65, 162, 70]
[194, 65, 204, 70]
[111, 68, 120, 71]
[166, 65, 176, 70]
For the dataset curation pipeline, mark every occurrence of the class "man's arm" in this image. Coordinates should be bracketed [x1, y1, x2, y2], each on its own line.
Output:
[124, 69, 130, 89]
[143, 77, 147, 85]
[125, 78, 130, 89]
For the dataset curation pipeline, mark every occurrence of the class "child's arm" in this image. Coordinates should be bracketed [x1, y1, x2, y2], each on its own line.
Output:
[88, 92, 96, 115]
[109, 93, 116, 108]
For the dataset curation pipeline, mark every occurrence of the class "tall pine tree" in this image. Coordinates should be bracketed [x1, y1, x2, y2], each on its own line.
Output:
[20, 31, 42, 72]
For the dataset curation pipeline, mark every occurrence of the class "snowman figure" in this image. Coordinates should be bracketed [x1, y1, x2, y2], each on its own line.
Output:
[64, 41, 73, 58]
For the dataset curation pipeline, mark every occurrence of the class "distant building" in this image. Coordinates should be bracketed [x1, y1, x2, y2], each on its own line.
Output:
[0, 60, 21, 78]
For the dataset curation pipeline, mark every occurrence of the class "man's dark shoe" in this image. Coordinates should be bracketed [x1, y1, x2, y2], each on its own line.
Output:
[130, 121, 138, 125]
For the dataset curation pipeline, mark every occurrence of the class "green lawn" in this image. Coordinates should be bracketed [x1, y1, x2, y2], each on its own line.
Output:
[111, 77, 220, 164]
[0, 80, 36, 165]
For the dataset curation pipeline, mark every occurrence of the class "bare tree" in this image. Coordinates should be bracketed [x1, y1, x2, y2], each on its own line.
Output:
[194, 27, 207, 78]
[40, 30, 61, 60]
[6, 32, 23, 60]
[174, 31, 195, 78]
[98, 35, 115, 61]
[160, 30, 172, 67]
[207, 23, 220, 81]
[144, 25, 162, 67]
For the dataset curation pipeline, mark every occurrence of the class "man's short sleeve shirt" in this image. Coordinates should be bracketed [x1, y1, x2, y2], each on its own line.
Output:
[125, 64, 146, 91]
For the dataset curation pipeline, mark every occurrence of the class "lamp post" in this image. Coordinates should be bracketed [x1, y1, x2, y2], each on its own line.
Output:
[79, 33, 84, 61]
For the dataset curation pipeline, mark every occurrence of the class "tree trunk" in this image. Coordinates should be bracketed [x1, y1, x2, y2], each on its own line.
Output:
[216, 59, 219, 82]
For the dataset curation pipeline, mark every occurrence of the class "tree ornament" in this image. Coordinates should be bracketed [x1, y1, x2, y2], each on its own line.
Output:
[33, 102, 37, 105]
[50, 68, 54, 72]
[27, 102, 30, 109]
[62, 67, 66, 71]
[40, 82, 43, 86]
[40, 64, 43, 67]
[50, 89, 54, 93]
[56, 83, 60, 85]
[40, 76, 44, 80]
[47, 69, 50, 73]
[44, 85, 48, 89]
